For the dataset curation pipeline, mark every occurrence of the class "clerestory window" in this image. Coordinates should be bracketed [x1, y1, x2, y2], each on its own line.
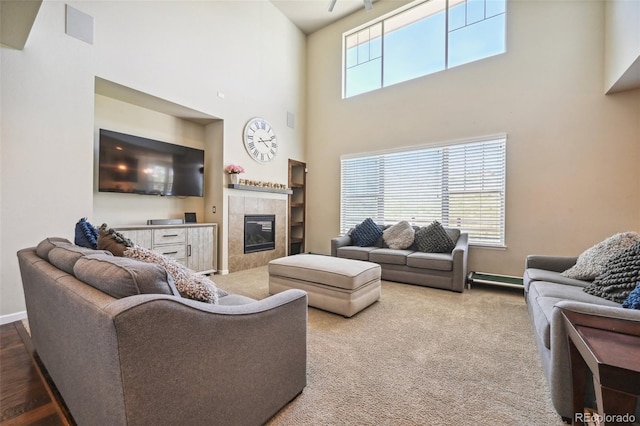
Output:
[344, 0, 507, 98]
[340, 136, 507, 247]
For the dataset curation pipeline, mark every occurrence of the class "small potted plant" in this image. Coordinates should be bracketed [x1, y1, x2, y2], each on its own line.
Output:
[225, 164, 245, 185]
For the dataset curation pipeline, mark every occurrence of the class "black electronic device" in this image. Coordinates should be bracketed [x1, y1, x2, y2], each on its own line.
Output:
[147, 219, 185, 225]
[98, 129, 204, 197]
[184, 212, 197, 223]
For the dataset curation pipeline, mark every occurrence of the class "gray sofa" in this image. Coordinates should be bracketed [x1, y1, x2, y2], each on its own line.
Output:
[331, 229, 468, 292]
[17, 239, 308, 426]
[523, 255, 640, 421]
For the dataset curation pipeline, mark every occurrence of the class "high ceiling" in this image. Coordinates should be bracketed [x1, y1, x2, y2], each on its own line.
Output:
[270, 0, 373, 34]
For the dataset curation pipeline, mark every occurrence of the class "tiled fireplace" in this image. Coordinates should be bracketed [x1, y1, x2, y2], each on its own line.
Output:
[228, 195, 286, 272]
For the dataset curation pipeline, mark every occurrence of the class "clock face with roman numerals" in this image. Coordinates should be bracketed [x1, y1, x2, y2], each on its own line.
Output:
[243, 118, 278, 163]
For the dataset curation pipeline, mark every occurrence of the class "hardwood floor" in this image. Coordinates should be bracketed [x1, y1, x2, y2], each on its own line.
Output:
[0, 322, 72, 425]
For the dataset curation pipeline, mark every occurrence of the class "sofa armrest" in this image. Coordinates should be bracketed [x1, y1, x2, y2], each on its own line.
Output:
[555, 300, 640, 322]
[547, 300, 640, 418]
[525, 255, 577, 273]
[104, 289, 308, 425]
[331, 235, 352, 257]
[451, 233, 469, 292]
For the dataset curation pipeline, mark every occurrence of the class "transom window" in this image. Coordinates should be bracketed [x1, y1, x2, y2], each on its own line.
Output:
[344, 0, 507, 98]
[340, 136, 507, 247]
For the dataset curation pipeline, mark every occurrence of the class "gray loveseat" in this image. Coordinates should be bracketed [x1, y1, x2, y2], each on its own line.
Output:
[524, 255, 640, 421]
[17, 238, 308, 426]
[331, 228, 468, 292]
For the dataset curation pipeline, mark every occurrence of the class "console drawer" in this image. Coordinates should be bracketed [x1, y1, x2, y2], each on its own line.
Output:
[153, 228, 186, 245]
[153, 244, 186, 262]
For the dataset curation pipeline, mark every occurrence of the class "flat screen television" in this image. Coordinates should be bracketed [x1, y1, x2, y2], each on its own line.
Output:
[98, 129, 204, 197]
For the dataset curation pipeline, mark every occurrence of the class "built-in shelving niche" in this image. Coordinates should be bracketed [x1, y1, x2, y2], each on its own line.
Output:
[92, 77, 224, 264]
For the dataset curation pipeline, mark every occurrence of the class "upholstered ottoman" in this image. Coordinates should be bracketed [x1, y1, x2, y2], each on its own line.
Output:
[268, 254, 381, 317]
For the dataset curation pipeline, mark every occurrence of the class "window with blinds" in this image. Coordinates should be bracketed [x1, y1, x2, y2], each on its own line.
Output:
[340, 136, 506, 247]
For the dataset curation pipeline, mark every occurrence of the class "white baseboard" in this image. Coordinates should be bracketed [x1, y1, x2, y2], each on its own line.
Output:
[218, 269, 229, 275]
[0, 310, 27, 325]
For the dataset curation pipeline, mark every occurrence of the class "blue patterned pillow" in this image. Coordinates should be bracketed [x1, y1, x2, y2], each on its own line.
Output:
[350, 218, 383, 247]
[75, 218, 98, 249]
[622, 283, 640, 309]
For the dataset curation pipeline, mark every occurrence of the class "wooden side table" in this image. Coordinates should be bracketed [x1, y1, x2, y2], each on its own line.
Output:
[562, 310, 640, 426]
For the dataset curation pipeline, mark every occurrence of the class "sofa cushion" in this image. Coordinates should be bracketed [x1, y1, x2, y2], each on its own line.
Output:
[350, 218, 383, 247]
[531, 281, 621, 306]
[406, 252, 453, 271]
[36, 237, 72, 261]
[562, 231, 640, 280]
[74, 254, 179, 299]
[414, 221, 455, 253]
[369, 248, 411, 265]
[584, 241, 640, 303]
[523, 268, 590, 293]
[382, 221, 415, 250]
[337, 246, 378, 261]
[74, 218, 99, 249]
[376, 225, 391, 248]
[527, 281, 620, 350]
[49, 244, 112, 275]
[528, 294, 561, 350]
[124, 246, 220, 304]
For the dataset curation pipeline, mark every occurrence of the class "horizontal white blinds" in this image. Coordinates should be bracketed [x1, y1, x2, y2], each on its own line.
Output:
[340, 137, 506, 246]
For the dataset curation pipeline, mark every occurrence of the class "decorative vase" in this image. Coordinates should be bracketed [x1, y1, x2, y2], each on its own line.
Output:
[230, 173, 239, 185]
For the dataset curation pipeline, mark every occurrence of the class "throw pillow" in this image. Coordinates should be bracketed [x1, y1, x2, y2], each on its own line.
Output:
[350, 218, 383, 247]
[622, 283, 640, 310]
[383, 221, 415, 250]
[97, 224, 134, 257]
[74, 218, 99, 249]
[414, 221, 456, 253]
[124, 246, 220, 304]
[562, 232, 640, 280]
[74, 253, 179, 299]
[583, 241, 640, 303]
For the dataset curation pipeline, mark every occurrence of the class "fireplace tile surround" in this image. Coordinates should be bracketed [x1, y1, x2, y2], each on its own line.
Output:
[228, 195, 286, 272]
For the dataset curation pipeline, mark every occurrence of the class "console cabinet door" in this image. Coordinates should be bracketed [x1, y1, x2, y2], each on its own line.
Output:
[118, 229, 152, 249]
[187, 226, 214, 273]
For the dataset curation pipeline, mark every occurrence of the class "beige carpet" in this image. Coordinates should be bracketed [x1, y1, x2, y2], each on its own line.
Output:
[213, 266, 564, 426]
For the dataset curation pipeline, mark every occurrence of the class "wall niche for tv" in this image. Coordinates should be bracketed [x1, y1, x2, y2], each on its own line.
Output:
[93, 77, 223, 227]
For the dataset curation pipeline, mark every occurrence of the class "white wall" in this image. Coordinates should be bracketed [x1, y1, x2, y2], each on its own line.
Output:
[0, 0, 306, 318]
[604, 0, 640, 93]
[305, 0, 640, 276]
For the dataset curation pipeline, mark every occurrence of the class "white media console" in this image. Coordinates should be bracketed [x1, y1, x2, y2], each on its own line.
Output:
[116, 223, 218, 275]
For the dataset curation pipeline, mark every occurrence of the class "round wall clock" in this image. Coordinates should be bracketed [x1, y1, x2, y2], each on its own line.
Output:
[243, 117, 278, 163]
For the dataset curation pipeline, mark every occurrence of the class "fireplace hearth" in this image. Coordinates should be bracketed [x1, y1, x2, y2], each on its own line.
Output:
[244, 214, 275, 254]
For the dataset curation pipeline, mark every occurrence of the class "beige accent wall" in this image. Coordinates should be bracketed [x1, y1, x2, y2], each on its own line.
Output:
[0, 1, 306, 318]
[93, 94, 208, 226]
[305, 0, 640, 276]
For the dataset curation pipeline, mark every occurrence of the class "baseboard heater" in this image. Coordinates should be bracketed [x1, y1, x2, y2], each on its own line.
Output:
[467, 272, 524, 290]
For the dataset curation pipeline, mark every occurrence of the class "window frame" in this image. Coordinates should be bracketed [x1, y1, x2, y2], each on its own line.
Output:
[342, 0, 507, 98]
[340, 135, 507, 248]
